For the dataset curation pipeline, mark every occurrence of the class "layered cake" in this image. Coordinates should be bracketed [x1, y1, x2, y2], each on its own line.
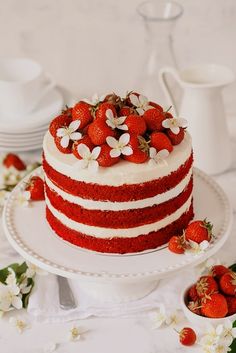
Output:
[43, 92, 194, 254]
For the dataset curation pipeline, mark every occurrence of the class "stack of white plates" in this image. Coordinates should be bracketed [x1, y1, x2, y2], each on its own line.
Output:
[0, 88, 64, 152]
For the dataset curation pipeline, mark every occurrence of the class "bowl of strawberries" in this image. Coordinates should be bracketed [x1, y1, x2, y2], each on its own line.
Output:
[181, 264, 236, 327]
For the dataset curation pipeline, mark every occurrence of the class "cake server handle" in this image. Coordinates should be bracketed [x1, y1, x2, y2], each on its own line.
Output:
[57, 275, 77, 310]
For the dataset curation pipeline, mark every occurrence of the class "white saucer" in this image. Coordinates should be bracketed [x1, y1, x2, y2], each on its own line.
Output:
[0, 127, 48, 139]
[0, 134, 45, 144]
[2, 167, 232, 301]
[0, 143, 43, 152]
[0, 88, 63, 134]
[0, 138, 43, 148]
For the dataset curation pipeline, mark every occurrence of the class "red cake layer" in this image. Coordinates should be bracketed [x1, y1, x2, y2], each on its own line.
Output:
[43, 152, 193, 202]
[45, 177, 193, 228]
[46, 202, 194, 254]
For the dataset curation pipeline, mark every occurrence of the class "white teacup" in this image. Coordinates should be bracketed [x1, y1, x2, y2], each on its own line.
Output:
[0, 57, 55, 118]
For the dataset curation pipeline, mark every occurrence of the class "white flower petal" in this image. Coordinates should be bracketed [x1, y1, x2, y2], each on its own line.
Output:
[110, 149, 121, 158]
[106, 136, 118, 148]
[70, 132, 82, 141]
[56, 128, 66, 137]
[77, 144, 91, 159]
[157, 149, 169, 159]
[129, 94, 140, 107]
[21, 285, 32, 294]
[119, 133, 130, 146]
[118, 124, 128, 131]
[162, 119, 171, 129]
[200, 240, 210, 251]
[91, 146, 101, 160]
[60, 135, 70, 148]
[116, 116, 127, 124]
[170, 126, 180, 135]
[121, 146, 133, 156]
[12, 296, 23, 309]
[149, 147, 157, 159]
[106, 120, 116, 129]
[23, 191, 31, 201]
[75, 160, 89, 170]
[139, 94, 148, 105]
[69, 120, 81, 131]
[105, 109, 114, 120]
[136, 107, 145, 115]
[88, 160, 99, 172]
[177, 118, 188, 128]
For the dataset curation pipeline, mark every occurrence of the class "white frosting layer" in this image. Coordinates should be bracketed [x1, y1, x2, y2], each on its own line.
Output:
[46, 194, 192, 238]
[43, 131, 192, 186]
[45, 169, 192, 211]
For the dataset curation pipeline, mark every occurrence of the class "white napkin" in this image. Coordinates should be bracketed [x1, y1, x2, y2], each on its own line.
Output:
[27, 270, 196, 323]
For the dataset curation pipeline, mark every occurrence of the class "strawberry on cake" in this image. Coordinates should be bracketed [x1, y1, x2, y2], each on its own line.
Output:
[42, 92, 194, 254]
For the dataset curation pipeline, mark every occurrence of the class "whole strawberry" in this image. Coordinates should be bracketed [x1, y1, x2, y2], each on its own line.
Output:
[168, 235, 185, 254]
[88, 119, 116, 145]
[201, 293, 228, 318]
[211, 265, 229, 280]
[123, 135, 149, 164]
[49, 112, 72, 137]
[167, 128, 185, 145]
[25, 176, 45, 201]
[143, 108, 165, 131]
[196, 275, 218, 298]
[185, 219, 213, 244]
[72, 101, 93, 129]
[150, 132, 173, 153]
[149, 102, 163, 111]
[225, 296, 236, 315]
[54, 136, 73, 154]
[119, 106, 136, 117]
[125, 115, 147, 135]
[3, 153, 26, 171]
[104, 93, 122, 109]
[188, 284, 198, 302]
[97, 144, 120, 167]
[95, 102, 117, 121]
[72, 135, 94, 159]
[219, 271, 236, 296]
[179, 327, 197, 346]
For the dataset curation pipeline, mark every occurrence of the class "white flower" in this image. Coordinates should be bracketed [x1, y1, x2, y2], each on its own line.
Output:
[106, 133, 132, 158]
[150, 305, 167, 329]
[0, 283, 22, 311]
[0, 189, 10, 207]
[5, 268, 17, 287]
[17, 190, 31, 207]
[56, 120, 82, 148]
[220, 320, 236, 346]
[9, 316, 28, 334]
[165, 311, 182, 327]
[44, 342, 58, 352]
[105, 109, 128, 131]
[26, 262, 48, 277]
[186, 240, 210, 255]
[68, 325, 82, 341]
[129, 94, 153, 115]
[162, 117, 187, 135]
[82, 93, 106, 106]
[75, 144, 101, 171]
[200, 324, 223, 347]
[214, 344, 232, 353]
[149, 148, 169, 166]
[19, 276, 32, 295]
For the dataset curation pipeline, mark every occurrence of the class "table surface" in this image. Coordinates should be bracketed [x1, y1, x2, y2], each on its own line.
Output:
[0, 117, 236, 353]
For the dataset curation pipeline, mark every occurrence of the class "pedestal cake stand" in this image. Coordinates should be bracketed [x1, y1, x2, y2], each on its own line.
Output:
[2, 167, 233, 302]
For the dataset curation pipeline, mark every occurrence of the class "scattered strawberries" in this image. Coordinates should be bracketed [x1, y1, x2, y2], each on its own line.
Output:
[49, 110, 72, 137]
[150, 132, 173, 153]
[168, 235, 185, 254]
[95, 102, 116, 121]
[88, 119, 116, 145]
[225, 296, 236, 315]
[211, 265, 230, 280]
[97, 144, 120, 167]
[125, 115, 146, 135]
[72, 136, 94, 159]
[25, 176, 45, 201]
[196, 275, 218, 298]
[72, 102, 93, 129]
[188, 285, 198, 302]
[167, 128, 185, 145]
[201, 293, 228, 318]
[3, 153, 26, 171]
[143, 108, 165, 131]
[185, 219, 213, 244]
[219, 272, 236, 296]
[123, 135, 149, 164]
[179, 327, 197, 346]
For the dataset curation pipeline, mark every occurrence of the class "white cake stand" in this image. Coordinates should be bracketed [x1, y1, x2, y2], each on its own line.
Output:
[2, 167, 233, 302]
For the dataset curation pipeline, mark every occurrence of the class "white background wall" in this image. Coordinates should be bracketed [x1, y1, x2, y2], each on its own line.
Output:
[0, 0, 235, 114]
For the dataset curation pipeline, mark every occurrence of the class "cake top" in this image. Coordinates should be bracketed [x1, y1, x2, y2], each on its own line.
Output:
[48, 91, 188, 171]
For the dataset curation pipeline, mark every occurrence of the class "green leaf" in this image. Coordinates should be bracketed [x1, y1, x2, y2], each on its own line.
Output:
[230, 320, 236, 352]
[15, 262, 27, 277]
[0, 263, 19, 284]
[229, 263, 236, 272]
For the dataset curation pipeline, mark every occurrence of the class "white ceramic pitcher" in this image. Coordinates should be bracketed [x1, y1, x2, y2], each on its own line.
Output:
[159, 64, 235, 175]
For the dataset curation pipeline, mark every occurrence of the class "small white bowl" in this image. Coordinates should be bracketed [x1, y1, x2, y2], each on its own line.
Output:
[181, 284, 236, 329]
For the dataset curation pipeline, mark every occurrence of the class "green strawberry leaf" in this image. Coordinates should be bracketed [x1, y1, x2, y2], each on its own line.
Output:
[229, 263, 236, 272]
[0, 263, 19, 284]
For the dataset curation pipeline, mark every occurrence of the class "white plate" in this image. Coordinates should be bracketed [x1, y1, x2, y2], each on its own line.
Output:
[0, 88, 63, 133]
[0, 136, 44, 147]
[0, 128, 48, 140]
[3, 167, 232, 280]
[0, 144, 43, 152]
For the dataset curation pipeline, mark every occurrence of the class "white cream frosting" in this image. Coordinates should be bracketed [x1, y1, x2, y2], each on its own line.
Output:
[46, 194, 192, 238]
[45, 168, 192, 211]
[43, 131, 192, 186]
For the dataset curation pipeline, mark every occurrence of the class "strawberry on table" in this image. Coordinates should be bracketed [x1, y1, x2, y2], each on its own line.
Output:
[125, 115, 147, 135]
[179, 327, 197, 346]
[123, 135, 149, 164]
[150, 132, 173, 153]
[72, 135, 94, 159]
[185, 219, 213, 244]
[219, 271, 236, 296]
[143, 108, 165, 131]
[167, 128, 185, 145]
[88, 119, 116, 145]
[97, 144, 120, 167]
[201, 293, 228, 318]
[196, 275, 218, 298]
[25, 176, 45, 201]
[168, 235, 185, 254]
[72, 101, 93, 129]
[3, 153, 26, 171]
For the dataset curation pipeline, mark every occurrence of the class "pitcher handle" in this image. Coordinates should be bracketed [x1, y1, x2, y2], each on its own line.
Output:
[159, 67, 180, 116]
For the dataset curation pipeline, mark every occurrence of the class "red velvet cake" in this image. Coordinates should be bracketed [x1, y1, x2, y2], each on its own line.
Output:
[43, 92, 194, 254]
